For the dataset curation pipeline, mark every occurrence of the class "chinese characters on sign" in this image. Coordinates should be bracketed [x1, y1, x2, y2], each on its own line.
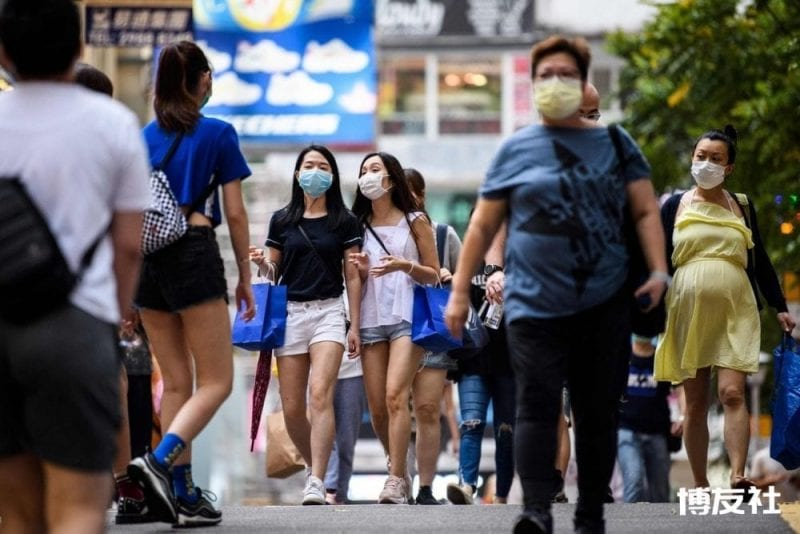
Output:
[677, 486, 782, 516]
[85, 7, 193, 47]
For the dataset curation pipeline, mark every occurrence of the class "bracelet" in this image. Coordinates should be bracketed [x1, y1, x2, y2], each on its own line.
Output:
[407, 261, 415, 275]
[649, 271, 672, 287]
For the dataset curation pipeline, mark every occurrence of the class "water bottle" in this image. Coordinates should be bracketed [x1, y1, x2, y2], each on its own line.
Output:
[483, 302, 504, 330]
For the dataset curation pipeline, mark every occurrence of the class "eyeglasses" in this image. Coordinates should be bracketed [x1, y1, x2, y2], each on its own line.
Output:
[581, 111, 601, 121]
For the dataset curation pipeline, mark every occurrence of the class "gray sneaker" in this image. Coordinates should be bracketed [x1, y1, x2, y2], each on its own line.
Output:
[378, 475, 408, 504]
[302, 475, 326, 505]
[446, 482, 475, 505]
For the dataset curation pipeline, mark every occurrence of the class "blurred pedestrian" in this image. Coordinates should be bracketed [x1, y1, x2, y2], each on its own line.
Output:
[617, 335, 681, 502]
[349, 152, 441, 504]
[0, 1, 149, 532]
[127, 41, 255, 527]
[405, 167, 462, 505]
[445, 35, 668, 533]
[655, 125, 796, 492]
[73, 60, 156, 525]
[250, 145, 362, 505]
[324, 353, 367, 505]
[446, 225, 516, 506]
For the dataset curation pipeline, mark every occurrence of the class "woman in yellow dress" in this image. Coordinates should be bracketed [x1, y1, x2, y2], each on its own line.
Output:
[656, 125, 796, 493]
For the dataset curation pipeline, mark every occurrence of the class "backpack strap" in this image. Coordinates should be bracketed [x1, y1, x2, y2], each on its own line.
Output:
[734, 193, 751, 228]
[435, 223, 447, 268]
[608, 124, 627, 172]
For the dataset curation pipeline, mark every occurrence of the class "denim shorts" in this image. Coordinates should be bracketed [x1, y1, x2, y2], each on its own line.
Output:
[421, 350, 457, 371]
[274, 297, 346, 357]
[0, 305, 120, 471]
[360, 320, 412, 345]
[135, 226, 228, 312]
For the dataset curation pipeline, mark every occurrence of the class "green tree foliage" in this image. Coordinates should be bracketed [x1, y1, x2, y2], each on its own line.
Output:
[607, 0, 800, 275]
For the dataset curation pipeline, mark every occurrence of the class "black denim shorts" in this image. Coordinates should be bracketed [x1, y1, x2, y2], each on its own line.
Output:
[135, 226, 228, 312]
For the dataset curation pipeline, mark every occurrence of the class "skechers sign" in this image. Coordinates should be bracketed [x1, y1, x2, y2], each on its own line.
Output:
[193, 0, 376, 146]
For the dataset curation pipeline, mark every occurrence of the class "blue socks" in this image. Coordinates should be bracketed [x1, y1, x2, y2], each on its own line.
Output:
[172, 463, 199, 504]
[152, 433, 186, 468]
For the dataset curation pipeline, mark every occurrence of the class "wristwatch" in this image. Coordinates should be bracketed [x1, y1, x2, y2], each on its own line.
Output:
[483, 264, 504, 276]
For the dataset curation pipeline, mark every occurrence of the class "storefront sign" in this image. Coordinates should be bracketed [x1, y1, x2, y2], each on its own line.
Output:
[85, 6, 193, 47]
[377, 0, 533, 42]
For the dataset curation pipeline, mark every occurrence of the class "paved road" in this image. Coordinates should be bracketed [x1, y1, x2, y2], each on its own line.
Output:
[107, 502, 797, 533]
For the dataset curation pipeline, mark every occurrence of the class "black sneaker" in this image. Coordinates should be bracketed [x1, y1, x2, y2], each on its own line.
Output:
[115, 496, 157, 524]
[127, 453, 177, 523]
[513, 509, 553, 534]
[415, 486, 441, 505]
[173, 488, 222, 528]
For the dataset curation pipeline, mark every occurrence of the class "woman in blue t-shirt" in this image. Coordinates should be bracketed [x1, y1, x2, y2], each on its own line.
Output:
[128, 41, 255, 527]
[250, 145, 363, 505]
[445, 35, 669, 533]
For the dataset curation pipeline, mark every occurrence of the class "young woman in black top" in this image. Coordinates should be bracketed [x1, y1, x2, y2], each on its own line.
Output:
[250, 145, 362, 505]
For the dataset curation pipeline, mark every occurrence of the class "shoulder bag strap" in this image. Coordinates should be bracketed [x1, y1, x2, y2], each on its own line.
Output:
[608, 124, 627, 173]
[157, 133, 184, 170]
[297, 223, 342, 285]
[435, 223, 447, 267]
[364, 220, 391, 256]
[732, 192, 755, 272]
[184, 174, 219, 218]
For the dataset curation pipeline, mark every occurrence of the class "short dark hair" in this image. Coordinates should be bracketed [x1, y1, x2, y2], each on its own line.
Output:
[0, 0, 81, 79]
[530, 35, 591, 81]
[693, 124, 738, 164]
[154, 41, 210, 133]
[74, 63, 113, 97]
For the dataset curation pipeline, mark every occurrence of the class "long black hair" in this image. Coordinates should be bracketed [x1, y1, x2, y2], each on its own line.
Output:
[352, 152, 430, 242]
[693, 124, 738, 164]
[275, 145, 350, 229]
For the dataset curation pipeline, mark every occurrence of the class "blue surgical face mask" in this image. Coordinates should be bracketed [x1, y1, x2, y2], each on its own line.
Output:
[298, 168, 333, 198]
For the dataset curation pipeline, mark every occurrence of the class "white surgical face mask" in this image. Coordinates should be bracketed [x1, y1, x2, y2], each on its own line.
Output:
[691, 160, 726, 189]
[358, 171, 391, 200]
[532, 76, 583, 119]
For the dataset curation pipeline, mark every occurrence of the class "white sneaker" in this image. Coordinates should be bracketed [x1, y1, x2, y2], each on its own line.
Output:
[302, 475, 326, 505]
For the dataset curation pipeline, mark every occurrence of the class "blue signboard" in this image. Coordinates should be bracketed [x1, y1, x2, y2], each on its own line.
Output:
[193, 1, 376, 145]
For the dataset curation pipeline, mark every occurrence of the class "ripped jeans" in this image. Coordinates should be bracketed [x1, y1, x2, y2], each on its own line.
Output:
[457, 372, 516, 497]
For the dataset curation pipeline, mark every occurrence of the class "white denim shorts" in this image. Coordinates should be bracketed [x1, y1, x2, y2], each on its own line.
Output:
[273, 297, 346, 357]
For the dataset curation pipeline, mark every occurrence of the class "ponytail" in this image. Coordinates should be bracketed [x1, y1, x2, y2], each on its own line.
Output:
[154, 41, 209, 133]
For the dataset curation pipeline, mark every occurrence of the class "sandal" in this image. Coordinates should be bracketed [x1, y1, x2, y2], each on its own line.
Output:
[732, 476, 758, 502]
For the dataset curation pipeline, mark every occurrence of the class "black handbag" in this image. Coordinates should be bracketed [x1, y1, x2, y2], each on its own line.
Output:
[0, 178, 105, 324]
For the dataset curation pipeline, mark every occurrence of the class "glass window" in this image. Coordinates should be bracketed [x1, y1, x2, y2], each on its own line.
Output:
[378, 57, 425, 135]
[438, 59, 501, 134]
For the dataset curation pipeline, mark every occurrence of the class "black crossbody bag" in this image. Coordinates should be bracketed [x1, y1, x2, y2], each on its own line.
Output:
[0, 178, 107, 324]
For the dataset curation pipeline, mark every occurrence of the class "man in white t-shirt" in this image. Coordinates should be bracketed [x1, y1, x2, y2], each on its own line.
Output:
[0, 1, 151, 532]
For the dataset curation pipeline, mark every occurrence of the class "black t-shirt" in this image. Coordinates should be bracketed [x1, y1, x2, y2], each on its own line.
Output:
[266, 211, 362, 302]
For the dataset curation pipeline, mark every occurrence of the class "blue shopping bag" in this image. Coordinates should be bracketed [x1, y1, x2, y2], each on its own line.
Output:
[232, 283, 287, 351]
[770, 334, 800, 470]
[411, 285, 462, 353]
